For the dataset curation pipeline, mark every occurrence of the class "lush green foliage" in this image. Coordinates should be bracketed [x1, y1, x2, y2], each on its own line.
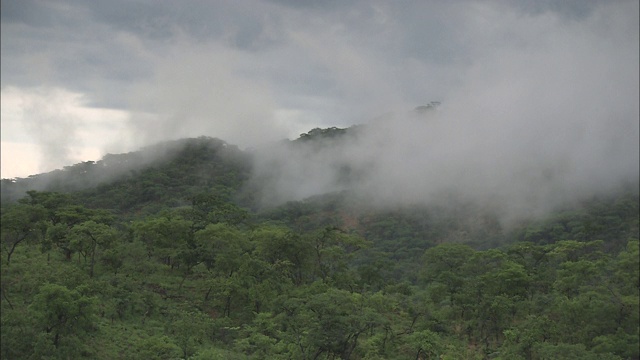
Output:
[1, 136, 638, 359]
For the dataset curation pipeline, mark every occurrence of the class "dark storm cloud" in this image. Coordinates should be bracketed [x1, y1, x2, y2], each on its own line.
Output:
[507, 0, 611, 19]
[3, 0, 628, 114]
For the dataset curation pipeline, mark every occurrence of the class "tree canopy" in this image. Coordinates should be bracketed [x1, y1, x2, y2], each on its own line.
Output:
[1, 135, 638, 359]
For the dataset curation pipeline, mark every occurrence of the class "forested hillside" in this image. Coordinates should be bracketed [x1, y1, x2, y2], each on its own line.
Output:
[1, 133, 638, 359]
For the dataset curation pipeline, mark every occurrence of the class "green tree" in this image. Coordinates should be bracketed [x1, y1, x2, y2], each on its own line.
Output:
[132, 215, 193, 268]
[133, 335, 181, 360]
[189, 192, 249, 228]
[196, 223, 251, 317]
[68, 221, 118, 277]
[422, 243, 475, 306]
[1, 203, 48, 265]
[251, 225, 312, 286]
[28, 283, 98, 354]
[269, 285, 381, 359]
[401, 329, 443, 360]
[169, 308, 213, 359]
[307, 227, 370, 286]
[531, 342, 622, 360]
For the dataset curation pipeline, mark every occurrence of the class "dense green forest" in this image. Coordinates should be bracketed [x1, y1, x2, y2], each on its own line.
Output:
[1, 135, 638, 359]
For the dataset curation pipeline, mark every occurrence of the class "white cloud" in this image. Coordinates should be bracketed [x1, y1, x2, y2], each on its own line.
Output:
[0, 86, 131, 178]
[248, 0, 639, 223]
[0, 0, 637, 216]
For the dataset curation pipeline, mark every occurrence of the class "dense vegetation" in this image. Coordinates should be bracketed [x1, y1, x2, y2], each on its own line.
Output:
[1, 135, 638, 359]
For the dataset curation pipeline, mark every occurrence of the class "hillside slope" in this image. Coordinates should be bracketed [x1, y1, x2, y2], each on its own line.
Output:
[1, 129, 638, 359]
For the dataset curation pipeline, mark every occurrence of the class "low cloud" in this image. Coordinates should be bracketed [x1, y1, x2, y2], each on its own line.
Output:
[0, 87, 130, 178]
[1, 0, 637, 203]
[248, 1, 639, 223]
[9, 87, 81, 174]
[125, 39, 287, 149]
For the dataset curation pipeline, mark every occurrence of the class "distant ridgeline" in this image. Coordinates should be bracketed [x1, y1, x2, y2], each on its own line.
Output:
[413, 101, 441, 114]
[297, 126, 355, 141]
[0, 137, 251, 208]
[1, 104, 446, 204]
[1, 107, 639, 360]
[295, 102, 439, 143]
[0, 125, 367, 207]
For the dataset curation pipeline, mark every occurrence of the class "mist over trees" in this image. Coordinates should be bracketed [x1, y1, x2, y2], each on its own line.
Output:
[248, 107, 638, 226]
[1, 130, 638, 359]
[2, 0, 637, 357]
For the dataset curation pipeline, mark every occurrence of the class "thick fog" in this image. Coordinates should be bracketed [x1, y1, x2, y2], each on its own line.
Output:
[251, 102, 637, 223]
[2, 0, 638, 211]
[249, 2, 639, 222]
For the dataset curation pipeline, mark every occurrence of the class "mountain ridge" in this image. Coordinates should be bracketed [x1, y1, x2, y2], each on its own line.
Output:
[1, 127, 638, 359]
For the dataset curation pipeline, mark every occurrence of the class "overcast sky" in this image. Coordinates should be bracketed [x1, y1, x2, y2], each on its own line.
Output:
[1, 0, 638, 180]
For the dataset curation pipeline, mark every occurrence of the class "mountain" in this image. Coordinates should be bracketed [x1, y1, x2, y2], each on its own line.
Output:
[3, 129, 637, 254]
[1, 137, 251, 210]
[1, 128, 638, 359]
